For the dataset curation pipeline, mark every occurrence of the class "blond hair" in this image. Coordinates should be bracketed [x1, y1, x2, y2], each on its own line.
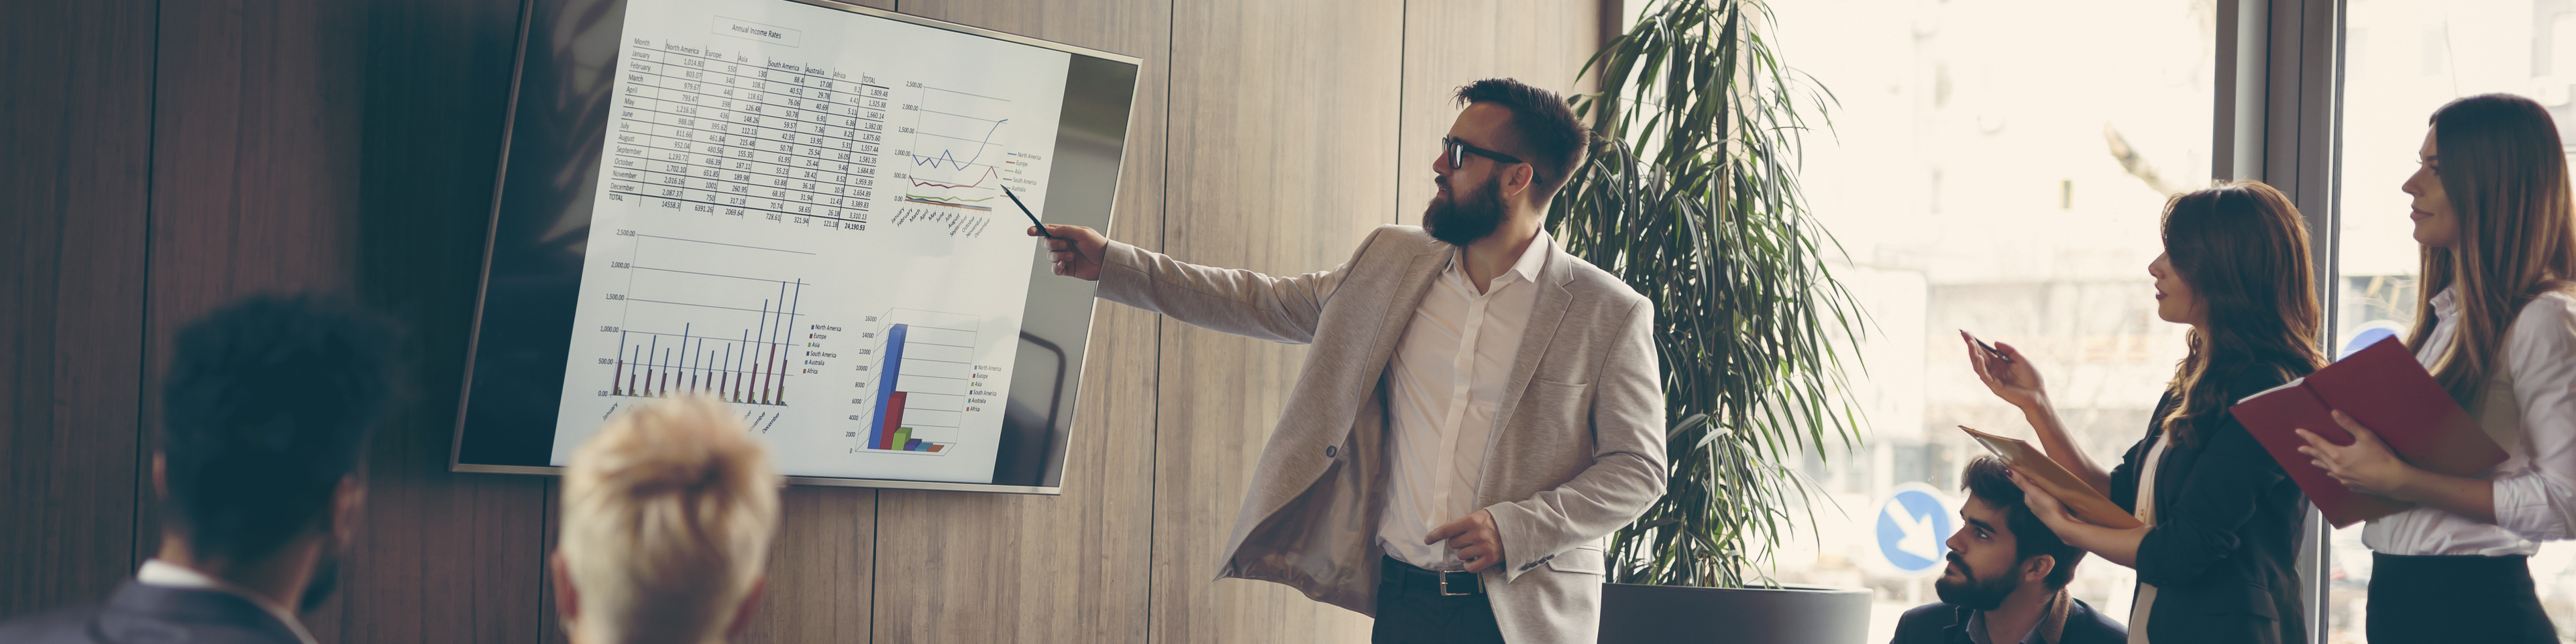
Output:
[560, 396, 781, 644]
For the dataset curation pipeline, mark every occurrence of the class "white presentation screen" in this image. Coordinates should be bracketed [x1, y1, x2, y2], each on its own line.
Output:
[454, 0, 1138, 493]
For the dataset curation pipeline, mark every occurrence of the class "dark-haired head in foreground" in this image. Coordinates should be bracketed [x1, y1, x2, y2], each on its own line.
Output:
[0, 293, 396, 644]
[159, 293, 396, 612]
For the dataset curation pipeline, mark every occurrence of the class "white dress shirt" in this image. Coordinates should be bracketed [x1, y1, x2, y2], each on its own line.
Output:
[2363, 287, 2576, 556]
[1370, 231, 1552, 570]
[2127, 433, 2178, 643]
[136, 558, 321, 644]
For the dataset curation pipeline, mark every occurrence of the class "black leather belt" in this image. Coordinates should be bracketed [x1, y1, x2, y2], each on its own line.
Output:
[1383, 555, 1483, 596]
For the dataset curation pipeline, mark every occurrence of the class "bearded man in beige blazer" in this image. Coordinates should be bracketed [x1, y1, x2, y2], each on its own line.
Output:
[1029, 78, 1666, 644]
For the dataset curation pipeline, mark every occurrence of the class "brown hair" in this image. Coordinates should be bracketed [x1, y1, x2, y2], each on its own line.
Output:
[2405, 94, 2576, 406]
[2159, 181, 2328, 445]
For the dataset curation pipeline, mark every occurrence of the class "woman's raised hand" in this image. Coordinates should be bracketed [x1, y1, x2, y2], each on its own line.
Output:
[1962, 331, 2050, 412]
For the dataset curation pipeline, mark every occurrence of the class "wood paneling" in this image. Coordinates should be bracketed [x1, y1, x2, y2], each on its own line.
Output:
[139, 0, 373, 539]
[1394, 0, 1605, 225]
[741, 487, 878, 643]
[1153, 0, 1404, 640]
[339, 0, 551, 640]
[865, 1, 1169, 642]
[0, 0, 158, 621]
[4, 0, 1611, 641]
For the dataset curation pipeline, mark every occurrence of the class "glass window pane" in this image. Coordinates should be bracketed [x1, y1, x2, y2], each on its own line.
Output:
[1770, 1, 2214, 640]
[2332, 2, 2576, 642]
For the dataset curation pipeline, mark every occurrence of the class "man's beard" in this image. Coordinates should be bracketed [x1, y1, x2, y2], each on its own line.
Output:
[1932, 553, 2020, 612]
[298, 537, 345, 614]
[1423, 174, 1507, 246]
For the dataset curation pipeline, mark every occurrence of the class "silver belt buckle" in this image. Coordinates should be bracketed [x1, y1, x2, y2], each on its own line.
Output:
[1438, 570, 1476, 596]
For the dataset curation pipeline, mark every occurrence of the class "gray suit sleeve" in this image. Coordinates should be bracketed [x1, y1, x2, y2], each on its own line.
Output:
[1090, 229, 1381, 345]
[1485, 297, 1668, 583]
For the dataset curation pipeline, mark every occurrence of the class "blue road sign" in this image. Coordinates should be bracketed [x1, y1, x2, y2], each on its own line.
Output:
[1875, 483, 1953, 574]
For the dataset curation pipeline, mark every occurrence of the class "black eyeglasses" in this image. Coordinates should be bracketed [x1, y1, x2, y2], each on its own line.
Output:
[1443, 136, 1524, 168]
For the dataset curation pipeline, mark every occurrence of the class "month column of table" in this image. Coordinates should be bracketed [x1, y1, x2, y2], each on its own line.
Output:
[605, 40, 891, 229]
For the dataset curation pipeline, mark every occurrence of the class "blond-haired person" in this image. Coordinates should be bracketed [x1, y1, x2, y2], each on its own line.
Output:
[551, 396, 782, 644]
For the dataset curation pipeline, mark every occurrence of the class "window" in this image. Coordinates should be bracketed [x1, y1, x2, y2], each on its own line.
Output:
[1770, 1, 2216, 639]
[2328, 2, 2576, 641]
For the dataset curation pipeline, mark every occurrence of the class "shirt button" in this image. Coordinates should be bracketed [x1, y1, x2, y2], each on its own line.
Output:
[1325, 445, 1338, 458]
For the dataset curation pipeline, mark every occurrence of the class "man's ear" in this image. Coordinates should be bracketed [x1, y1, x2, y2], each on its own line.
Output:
[330, 475, 366, 545]
[2020, 554, 2057, 586]
[1504, 163, 1536, 200]
[727, 574, 767, 639]
[551, 552, 580, 631]
[152, 453, 168, 500]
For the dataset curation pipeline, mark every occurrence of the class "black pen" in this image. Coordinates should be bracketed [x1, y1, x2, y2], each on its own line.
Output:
[1962, 330, 2015, 364]
[1002, 186, 1061, 240]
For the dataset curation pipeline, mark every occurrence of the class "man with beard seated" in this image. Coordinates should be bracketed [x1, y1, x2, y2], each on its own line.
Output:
[1893, 455, 2127, 644]
[0, 294, 396, 644]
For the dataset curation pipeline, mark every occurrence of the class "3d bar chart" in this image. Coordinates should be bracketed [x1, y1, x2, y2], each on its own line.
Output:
[861, 309, 978, 455]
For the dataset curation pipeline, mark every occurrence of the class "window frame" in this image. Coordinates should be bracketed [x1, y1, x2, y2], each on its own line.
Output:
[2214, 1, 2345, 641]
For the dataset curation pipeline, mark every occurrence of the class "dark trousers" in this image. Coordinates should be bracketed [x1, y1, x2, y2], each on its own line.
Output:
[2368, 552, 2555, 643]
[1373, 556, 1505, 644]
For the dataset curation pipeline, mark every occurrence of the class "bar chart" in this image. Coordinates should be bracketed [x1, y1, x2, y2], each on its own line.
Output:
[594, 232, 818, 407]
[861, 309, 977, 454]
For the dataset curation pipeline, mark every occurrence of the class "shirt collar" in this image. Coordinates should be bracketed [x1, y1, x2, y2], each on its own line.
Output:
[1960, 590, 2062, 644]
[2431, 285, 2461, 319]
[138, 559, 322, 644]
[1507, 229, 1552, 285]
[1445, 229, 1553, 290]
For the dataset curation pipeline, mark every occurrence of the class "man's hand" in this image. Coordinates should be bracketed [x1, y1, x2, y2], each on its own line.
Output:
[1030, 224, 1108, 281]
[1425, 509, 1506, 573]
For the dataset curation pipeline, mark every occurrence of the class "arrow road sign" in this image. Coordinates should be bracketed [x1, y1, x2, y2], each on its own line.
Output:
[1874, 482, 1954, 576]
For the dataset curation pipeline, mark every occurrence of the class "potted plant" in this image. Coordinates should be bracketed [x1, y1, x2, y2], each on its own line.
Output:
[1548, 1, 1873, 641]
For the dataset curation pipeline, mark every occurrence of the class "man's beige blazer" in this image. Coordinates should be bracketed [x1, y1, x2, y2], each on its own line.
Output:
[1095, 224, 1667, 643]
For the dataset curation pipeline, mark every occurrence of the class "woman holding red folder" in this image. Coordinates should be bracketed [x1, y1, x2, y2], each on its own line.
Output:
[1965, 181, 2324, 644]
[2295, 94, 2576, 643]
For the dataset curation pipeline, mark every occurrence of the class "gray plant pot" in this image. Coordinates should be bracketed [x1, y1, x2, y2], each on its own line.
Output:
[1599, 582, 1874, 643]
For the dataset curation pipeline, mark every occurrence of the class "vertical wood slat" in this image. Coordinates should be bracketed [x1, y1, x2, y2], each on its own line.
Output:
[1153, 0, 1405, 640]
[0, 0, 158, 621]
[861, 0, 1171, 641]
[343, 0, 554, 641]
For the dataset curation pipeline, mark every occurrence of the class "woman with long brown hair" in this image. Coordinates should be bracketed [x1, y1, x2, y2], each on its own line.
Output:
[1965, 180, 2324, 643]
[2297, 93, 2576, 643]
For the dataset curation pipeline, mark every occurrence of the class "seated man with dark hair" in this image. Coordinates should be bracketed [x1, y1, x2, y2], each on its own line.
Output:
[1892, 455, 2127, 644]
[0, 294, 396, 644]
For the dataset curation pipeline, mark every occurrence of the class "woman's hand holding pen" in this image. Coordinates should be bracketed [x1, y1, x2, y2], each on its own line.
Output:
[1964, 331, 2112, 493]
[1962, 331, 2050, 413]
[1028, 225, 1108, 280]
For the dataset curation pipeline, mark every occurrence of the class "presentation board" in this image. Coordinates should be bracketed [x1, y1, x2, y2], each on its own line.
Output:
[453, 0, 1139, 494]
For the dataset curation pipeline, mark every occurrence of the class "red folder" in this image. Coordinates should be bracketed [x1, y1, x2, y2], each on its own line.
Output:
[2228, 335, 2508, 527]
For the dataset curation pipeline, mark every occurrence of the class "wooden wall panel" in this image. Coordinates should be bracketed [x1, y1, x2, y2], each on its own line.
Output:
[864, 1, 1169, 643]
[1154, 0, 1404, 640]
[0, 0, 158, 621]
[1393, 0, 1606, 225]
[139, 0, 373, 625]
[339, 0, 552, 641]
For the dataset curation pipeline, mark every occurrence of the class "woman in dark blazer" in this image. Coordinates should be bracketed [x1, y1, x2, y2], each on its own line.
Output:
[1965, 181, 2323, 643]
